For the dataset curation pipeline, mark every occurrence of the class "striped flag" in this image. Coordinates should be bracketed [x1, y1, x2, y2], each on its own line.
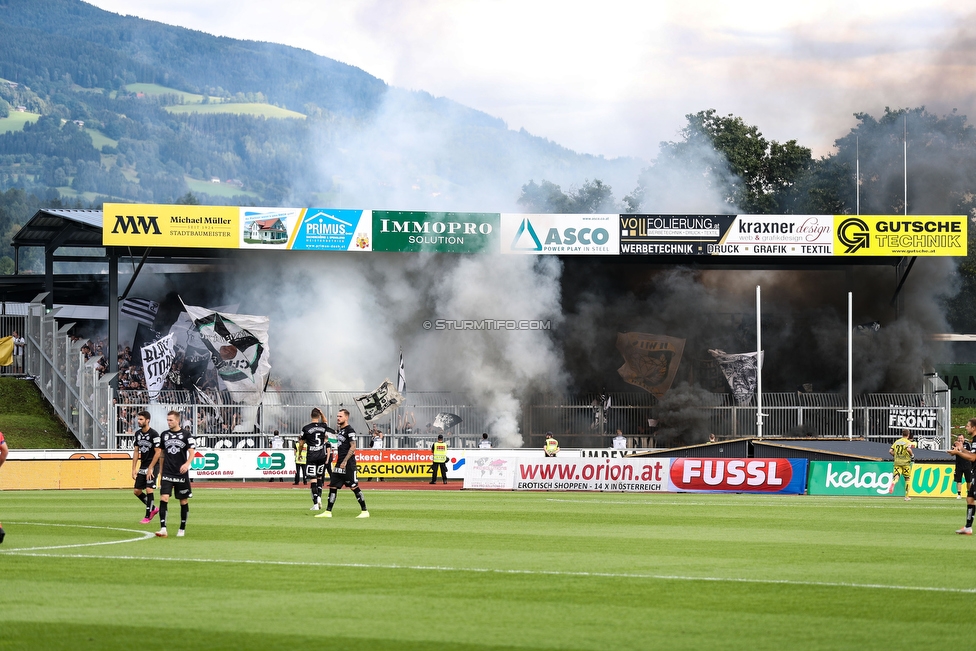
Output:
[397, 348, 406, 394]
[120, 297, 159, 326]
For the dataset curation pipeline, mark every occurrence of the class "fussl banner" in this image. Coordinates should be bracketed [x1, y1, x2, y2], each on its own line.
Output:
[668, 458, 807, 494]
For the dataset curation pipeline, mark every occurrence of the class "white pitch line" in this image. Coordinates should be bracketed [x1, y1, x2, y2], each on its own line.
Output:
[3, 550, 973, 594]
[0, 521, 155, 552]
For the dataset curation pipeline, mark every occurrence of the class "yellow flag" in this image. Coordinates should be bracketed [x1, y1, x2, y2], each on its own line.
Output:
[0, 336, 12, 366]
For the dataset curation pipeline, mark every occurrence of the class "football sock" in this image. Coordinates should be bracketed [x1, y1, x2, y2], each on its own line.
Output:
[145, 493, 155, 517]
[159, 502, 168, 528]
[327, 488, 337, 511]
[353, 487, 367, 511]
[180, 503, 189, 530]
[135, 492, 149, 506]
[311, 482, 318, 504]
[967, 505, 975, 528]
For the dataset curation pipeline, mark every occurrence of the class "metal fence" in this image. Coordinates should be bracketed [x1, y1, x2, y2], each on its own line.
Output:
[19, 297, 951, 451]
[0, 303, 27, 377]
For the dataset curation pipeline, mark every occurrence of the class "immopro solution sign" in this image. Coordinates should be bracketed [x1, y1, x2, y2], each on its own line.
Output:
[372, 211, 499, 253]
[501, 214, 618, 255]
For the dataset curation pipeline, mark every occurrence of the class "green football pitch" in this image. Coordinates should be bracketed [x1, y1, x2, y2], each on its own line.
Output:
[0, 488, 971, 650]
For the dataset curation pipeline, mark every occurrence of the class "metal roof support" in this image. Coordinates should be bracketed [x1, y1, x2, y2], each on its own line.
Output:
[108, 248, 119, 386]
[119, 247, 151, 302]
[890, 256, 917, 310]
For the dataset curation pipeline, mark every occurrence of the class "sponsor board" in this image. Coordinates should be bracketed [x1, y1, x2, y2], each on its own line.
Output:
[355, 449, 438, 479]
[908, 463, 967, 498]
[667, 458, 807, 494]
[239, 207, 302, 249]
[935, 364, 976, 407]
[718, 215, 834, 256]
[289, 208, 372, 251]
[833, 215, 966, 256]
[372, 211, 499, 253]
[501, 213, 618, 255]
[103, 203, 239, 248]
[464, 454, 670, 493]
[189, 449, 294, 479]
[619, 214, 735, 255]
[807, 461, 900, 496]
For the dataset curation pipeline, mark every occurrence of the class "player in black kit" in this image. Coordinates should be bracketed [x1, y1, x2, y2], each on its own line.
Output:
[155, 410, 196, 538]
[316, 408, 369, 518]
[301, 407, 333, 511]
[131, 411, 161, 523]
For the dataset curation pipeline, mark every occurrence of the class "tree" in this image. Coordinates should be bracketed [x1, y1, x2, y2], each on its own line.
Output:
[518, 179, 617, 213]
[626, 109, 812, 213]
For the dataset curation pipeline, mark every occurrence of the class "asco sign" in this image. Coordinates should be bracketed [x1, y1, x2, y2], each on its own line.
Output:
[668, 458, 807, 494]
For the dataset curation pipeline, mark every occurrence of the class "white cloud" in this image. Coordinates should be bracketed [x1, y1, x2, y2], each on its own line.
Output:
[88, 0, 970, 159]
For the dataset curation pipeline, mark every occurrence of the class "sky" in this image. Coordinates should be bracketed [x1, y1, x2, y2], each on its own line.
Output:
[85, 0, 974, 162]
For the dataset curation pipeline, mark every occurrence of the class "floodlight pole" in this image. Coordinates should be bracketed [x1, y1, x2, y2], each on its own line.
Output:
[756, 285, 763, 439]
[848, 292, 854, 441]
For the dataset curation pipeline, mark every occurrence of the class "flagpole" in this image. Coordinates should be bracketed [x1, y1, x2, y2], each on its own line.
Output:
[856, 136, 860, 215]
[904, 115, 908, 216]
[756, 285, 763, 439]
[848, 292, 854, 441]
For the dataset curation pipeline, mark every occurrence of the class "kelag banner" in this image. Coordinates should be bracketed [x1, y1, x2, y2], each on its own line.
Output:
[807, 461, 900, 496]
[668, 458, 807, 494]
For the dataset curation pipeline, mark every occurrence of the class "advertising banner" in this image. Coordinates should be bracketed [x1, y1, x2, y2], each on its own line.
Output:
[719, 215, 834, 256]
[667, 458, 807, 494]
[833, 215, 967, 256]
[935, 363, 976, 407]
[501, 213, 618, 255]
[103, 203, 239, 248]
[472, 453, 670, 493]
[189, 449, 294, 479]
[807, 461, 900, 496]
[908, 463, 966, 498]
[372, 211, 499, 253]
[239, 207, 302, 249]
[356, 449, 436, 478]
[289, 208, 372, 251]
[619, 214, 736, 255]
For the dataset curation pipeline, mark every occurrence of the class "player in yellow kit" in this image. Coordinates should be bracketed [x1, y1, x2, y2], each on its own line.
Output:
[889, 429, 915, 501]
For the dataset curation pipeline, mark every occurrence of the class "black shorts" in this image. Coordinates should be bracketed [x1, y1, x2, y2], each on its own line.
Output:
[329, 460, 358, 488]
[954, 468, 974, 484]
[306, 460, 331, 482]
[160, 475, 193, 500]
[134, 468, 156, 491]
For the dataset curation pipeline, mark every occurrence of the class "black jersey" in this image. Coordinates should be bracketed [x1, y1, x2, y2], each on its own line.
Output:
[956, 441, 973, 473]
[160, 427, 196, 477]
[335, 425, 357, 462]
[301, 422, 334, 463]
[133, 427, 160, 469]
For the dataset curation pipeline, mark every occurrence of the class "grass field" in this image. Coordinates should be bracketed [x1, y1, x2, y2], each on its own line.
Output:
[0, 111, 40, 134]
[165, 103, 305, 119]
[124, 82, 211, 104]
[185, 176, 260, 199]
[0, 488, 971, 650]
[0, 378, 76, 448]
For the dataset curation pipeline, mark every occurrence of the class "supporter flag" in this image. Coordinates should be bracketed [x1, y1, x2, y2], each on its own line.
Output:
[616, 332, 685, 397]
[141, 333, 176, 400]
[433, 412, 463, 431]
[194, 383, 224, 427]
[181, 301, 271, 404]
[0, 336, 12, 366]
[120, 297, 159, 326]
[397, 348, 406, 394]
[355, 379, 404, 421]
[709, 349, 764, 405]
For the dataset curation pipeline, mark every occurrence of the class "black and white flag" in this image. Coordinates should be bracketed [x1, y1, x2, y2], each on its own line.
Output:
[355, 379, 404, 421]
[433, 412, 463, 431]
[120, 297, 159, 326]
[397, 348, 406, 394]
[141, 333, 175, 400]
[709, 349, 764, 405]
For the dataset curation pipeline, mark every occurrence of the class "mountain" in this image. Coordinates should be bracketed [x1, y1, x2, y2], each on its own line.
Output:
[0, 0, 643, 258]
